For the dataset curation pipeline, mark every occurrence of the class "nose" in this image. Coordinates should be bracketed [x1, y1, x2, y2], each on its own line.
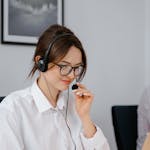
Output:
[67, 69, 75, 79]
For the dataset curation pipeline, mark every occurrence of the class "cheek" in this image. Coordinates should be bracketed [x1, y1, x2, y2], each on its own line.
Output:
[46, 69, 61, 82]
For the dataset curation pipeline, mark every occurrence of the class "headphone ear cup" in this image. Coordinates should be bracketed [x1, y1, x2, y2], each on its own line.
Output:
[37, 58, 48, 72]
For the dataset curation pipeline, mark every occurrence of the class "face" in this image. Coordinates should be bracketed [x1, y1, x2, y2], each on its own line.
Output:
[43, 46, 83, 91]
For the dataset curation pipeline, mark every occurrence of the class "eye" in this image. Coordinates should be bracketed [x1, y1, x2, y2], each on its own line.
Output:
[58, 64, 68, 68]
[75, 65, 83, 69]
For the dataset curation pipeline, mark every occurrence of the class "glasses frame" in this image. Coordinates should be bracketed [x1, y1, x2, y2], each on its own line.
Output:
[54, 63, 84, 76]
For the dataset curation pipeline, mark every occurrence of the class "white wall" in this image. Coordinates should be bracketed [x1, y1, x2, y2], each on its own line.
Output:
[145, 0, 150, 86]
[0, 0, 148, 149]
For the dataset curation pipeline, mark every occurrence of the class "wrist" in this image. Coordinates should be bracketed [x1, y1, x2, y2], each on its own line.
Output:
[81, 115, 97, 138]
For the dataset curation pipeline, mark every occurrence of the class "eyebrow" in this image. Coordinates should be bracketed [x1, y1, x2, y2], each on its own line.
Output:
[59, 60, 83, 66]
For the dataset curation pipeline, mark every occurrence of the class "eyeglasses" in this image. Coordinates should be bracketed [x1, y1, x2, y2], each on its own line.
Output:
[54, 63, 84, 76]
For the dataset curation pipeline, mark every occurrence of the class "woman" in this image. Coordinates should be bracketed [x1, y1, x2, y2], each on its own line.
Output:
[0, 24, 110, 150]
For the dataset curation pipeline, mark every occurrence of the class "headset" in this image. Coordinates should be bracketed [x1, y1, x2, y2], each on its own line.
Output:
[37, 33, 73, 72]
[37, 32, 79, 89]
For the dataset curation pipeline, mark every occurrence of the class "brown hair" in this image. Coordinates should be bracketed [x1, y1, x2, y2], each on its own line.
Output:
[29, 24, 87, 81]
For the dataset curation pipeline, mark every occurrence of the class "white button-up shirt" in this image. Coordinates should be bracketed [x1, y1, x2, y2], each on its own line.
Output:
[0, 80, 110, 150]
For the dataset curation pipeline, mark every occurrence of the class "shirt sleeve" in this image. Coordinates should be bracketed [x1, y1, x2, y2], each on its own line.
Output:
[137, 88, 150, 150]
[0, 106, 24, 150]
[80, 125, 110, 150]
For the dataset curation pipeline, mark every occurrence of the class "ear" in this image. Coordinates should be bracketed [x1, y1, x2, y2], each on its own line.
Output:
[35, 55, 41, 64]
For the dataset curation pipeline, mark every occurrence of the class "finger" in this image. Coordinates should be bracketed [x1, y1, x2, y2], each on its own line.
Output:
[73, 89, 89, 94]
[74, 89, 93, 97]
[76, 83, 87, 89]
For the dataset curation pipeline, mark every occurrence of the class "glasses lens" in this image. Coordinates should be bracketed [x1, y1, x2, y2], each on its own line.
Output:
[74, 66, 84, 76]
[59, 64, 84, 76]
[60, 65, 72, 76]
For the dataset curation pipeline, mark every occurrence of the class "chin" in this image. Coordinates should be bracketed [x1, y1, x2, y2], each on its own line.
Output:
[59, 84, 69, 91]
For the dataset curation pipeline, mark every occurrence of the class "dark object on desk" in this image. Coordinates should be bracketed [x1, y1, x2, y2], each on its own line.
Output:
[112, 105, 138, 150]
[0, 96, 5, 103]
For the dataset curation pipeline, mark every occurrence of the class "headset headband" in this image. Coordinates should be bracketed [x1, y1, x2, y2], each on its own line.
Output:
[44, 33, 73, 61]
[37, 33, 73, 72]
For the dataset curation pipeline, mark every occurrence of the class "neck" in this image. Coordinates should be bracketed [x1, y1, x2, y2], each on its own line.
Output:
[37, 76, 59, 107]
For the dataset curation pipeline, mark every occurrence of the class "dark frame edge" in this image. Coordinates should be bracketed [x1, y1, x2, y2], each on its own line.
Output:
[1, 0, 64, 46]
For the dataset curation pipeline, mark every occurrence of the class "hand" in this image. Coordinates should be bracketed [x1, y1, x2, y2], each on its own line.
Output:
[142, 133, 150, 150]
[73, 83, 96, 138]
[73, 83, 94, 121]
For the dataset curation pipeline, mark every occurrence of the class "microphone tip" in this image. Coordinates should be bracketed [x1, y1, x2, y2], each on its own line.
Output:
[72, 84, 78, 90]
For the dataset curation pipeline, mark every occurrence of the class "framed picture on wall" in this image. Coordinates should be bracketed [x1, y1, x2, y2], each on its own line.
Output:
[1, 0, 64, 45]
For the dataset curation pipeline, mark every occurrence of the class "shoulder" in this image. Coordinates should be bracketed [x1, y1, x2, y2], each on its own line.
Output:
[0, 86, 32, 113]
[139, 86, 150, 104]
[138, 86, 150, 114]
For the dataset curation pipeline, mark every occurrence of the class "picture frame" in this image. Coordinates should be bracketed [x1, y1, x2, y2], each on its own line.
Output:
[1, 0, 64, 45]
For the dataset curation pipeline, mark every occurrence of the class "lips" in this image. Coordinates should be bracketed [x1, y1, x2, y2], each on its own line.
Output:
[61, 79, 71, 85]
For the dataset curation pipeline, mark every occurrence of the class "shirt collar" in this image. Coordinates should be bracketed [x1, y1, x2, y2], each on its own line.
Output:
[31, 79, 67, 113]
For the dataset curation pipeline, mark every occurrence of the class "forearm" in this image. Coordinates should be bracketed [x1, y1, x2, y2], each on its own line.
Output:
[80, 117, 110, 150]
